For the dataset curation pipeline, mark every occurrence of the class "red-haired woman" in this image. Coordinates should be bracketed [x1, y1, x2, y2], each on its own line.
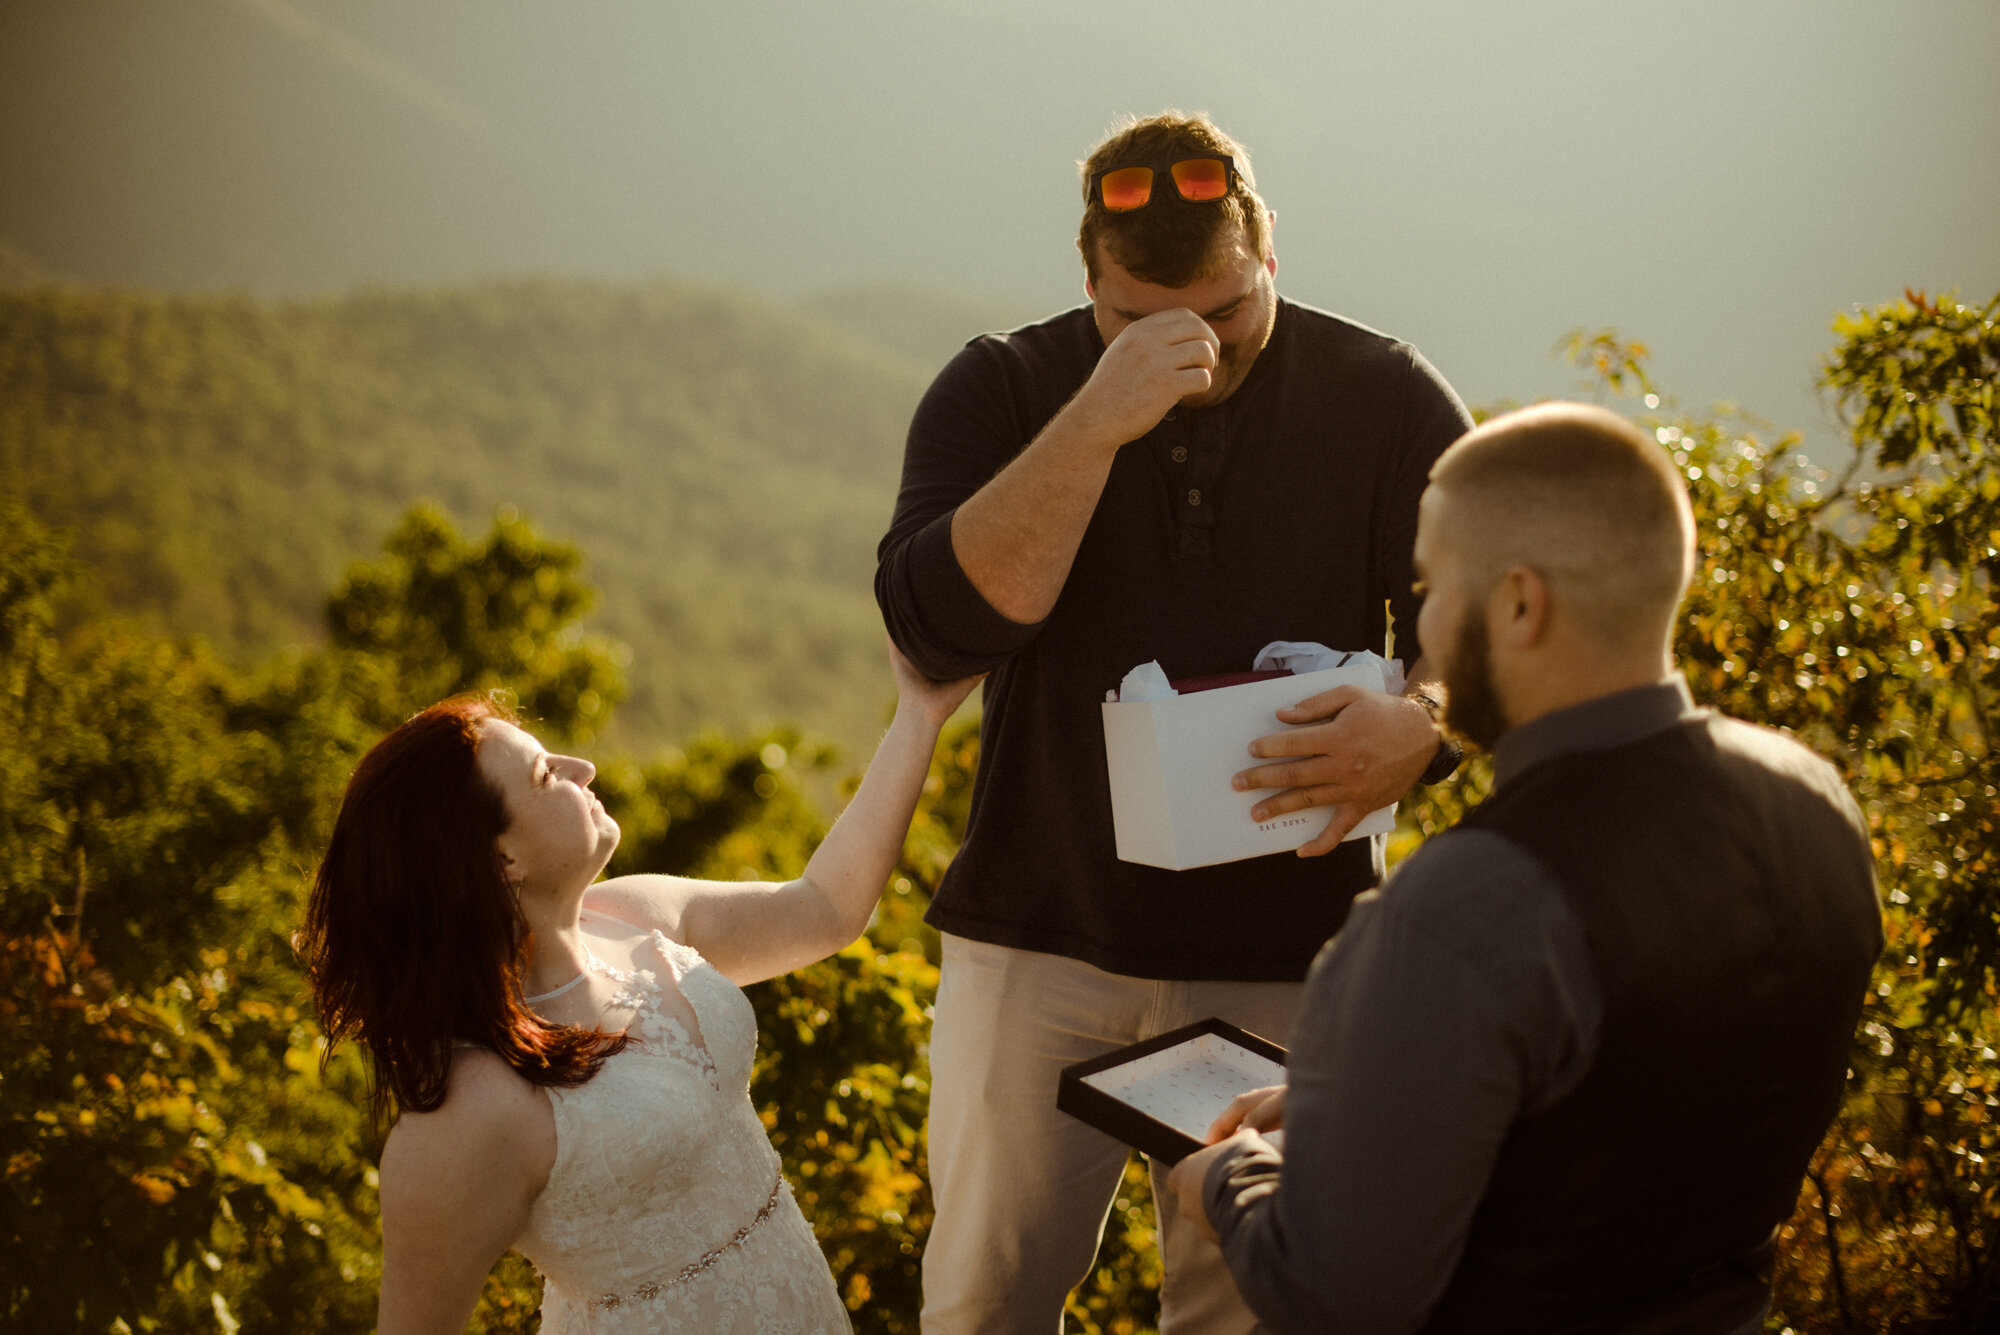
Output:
[299, 646, 978, 1333]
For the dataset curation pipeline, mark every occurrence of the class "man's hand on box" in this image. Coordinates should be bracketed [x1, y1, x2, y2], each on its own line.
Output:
[1070, 309, 1219, 446]
[1233, 686, 1439, 857]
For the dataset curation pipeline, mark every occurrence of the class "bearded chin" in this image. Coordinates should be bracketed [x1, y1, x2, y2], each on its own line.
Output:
[1442, 608, 1510, 753]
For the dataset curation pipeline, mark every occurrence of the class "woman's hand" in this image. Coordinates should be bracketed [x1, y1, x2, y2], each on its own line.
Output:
[889, 638, 984, 731]
[636, 640, 984, 985]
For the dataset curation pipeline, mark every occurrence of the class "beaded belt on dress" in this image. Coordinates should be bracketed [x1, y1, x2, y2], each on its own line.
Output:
[585, 1171, 788, 1312]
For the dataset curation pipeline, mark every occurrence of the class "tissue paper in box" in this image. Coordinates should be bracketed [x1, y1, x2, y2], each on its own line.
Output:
[1101, 655, 1400, 870]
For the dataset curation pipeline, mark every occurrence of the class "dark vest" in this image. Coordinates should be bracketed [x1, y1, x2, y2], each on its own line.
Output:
[1424, 714, 1881, 1334]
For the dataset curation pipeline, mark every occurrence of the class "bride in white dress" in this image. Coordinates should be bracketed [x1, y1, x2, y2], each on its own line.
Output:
[298, 646, 978, 1333]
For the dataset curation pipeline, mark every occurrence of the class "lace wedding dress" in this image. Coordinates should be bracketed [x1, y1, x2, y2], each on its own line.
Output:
[513, 927, 851, 1334]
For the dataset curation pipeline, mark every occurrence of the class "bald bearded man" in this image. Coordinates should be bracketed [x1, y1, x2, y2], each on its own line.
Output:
[1172, 403, 1884, 1333]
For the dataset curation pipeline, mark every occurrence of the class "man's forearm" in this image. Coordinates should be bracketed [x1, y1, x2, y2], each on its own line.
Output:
[1198, 838, 1585, 1330]
[949, 404, 1121, 625]
[1203, 1139, 1340, 1334]
[947, 305, 1220, 625]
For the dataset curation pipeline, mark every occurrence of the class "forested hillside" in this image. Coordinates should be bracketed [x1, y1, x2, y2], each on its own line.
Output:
[10, 267, 1997, 1331]
[0, 278, 1021, 755]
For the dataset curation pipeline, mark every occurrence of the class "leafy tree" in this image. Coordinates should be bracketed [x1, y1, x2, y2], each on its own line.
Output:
[0, 501, 379, 1332]
[326, 502, 625, 744]
[1773, 290, 1999, 1331]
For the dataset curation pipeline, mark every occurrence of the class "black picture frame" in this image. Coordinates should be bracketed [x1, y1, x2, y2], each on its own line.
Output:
[1056, 1016, 1288, 1165]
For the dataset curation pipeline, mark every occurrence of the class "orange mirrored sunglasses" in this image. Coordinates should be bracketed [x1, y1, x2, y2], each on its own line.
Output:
[1088, 155, 1237, 213]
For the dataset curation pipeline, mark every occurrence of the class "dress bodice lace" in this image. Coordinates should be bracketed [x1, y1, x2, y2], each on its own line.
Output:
[513, 923, 849, 1334]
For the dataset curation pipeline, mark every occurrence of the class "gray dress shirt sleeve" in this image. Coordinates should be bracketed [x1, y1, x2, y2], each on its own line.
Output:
[1202, 828, 1602, 1334]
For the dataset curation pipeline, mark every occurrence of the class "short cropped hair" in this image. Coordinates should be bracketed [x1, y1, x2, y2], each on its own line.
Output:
[1077, 111, 1271, 287]
[1429, 402, 1697, 651]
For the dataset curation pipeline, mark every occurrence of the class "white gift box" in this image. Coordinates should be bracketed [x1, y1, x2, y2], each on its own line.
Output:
[1100, 654, 1401, 870]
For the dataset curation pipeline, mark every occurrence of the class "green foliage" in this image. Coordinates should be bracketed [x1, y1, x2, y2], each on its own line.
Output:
[863, 713, 1168, 1335]
[592, 706, 1160, 1332]
[326, 502, 625, 743]
[0, 503, 381, 1331]
[6, 286, 1995, 1334]
[1063, 1157, 1164, 1335]
[600, 729, 830, 885]
[1825, 290, 1998, 477]
[1554, 327, 1656, 401]
[595, 718, 937, 1328]
[1772, 290, 1999, 1331]
[750, 942, 937, 1327]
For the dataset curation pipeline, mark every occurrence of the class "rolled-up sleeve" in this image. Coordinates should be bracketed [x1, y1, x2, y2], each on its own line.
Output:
[875, 341, 1047, 680]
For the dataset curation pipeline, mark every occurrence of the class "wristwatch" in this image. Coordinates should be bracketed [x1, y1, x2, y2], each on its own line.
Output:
[1408, 691, 1465, 786]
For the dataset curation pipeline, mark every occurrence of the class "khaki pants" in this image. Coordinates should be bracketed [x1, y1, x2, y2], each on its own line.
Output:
[922, 934, 1303, 1335]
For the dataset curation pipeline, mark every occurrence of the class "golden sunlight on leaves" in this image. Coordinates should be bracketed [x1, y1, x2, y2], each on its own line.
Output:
[1, 286, 1992, 1332]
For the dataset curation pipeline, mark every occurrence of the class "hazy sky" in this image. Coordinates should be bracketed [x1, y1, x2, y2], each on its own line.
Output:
[3, 1, 1996, 452]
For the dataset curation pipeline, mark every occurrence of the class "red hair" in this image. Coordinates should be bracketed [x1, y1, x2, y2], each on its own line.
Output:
[298, 695, 626, 1124]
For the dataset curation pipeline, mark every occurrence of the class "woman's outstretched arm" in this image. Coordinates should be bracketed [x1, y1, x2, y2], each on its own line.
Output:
[586, 642, 980, 984]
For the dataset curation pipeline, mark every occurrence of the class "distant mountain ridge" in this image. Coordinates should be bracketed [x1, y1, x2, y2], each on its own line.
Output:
[0, 237, 71, 288]
[0, 275, 1025, 755]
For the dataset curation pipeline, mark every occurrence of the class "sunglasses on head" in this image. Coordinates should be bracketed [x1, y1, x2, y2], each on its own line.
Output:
[1088, 155, 1237, 213]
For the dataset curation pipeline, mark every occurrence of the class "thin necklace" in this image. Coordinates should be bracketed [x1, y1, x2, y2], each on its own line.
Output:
[524, 956, 595, 1006]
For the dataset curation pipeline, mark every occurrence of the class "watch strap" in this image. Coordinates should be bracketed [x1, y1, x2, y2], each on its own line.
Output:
[1407, 690, 1465, 786]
